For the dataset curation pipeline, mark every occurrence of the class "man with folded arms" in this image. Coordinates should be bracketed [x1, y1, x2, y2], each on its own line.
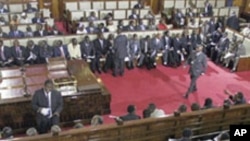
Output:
[32, 79, 63, 134]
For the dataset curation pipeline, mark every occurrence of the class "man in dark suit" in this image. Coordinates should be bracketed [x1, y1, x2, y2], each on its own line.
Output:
[136, 19, 147, 31]
[49, 25, 63, 36]
[10, 39, 28, 66]
[0, 2, 9, 13]
[161, 31, 172, 66]
[0, 26, 8, 38]
[0, 40, 13, 67]
[38, 40, 54, 64]
[53, 40, 70, 59]
[86, 21, 97, 34]
[34, 24, 48, 37]
[93, 33, 108, 73]
[147, 33, 162, 69]
[138, 35, 150, 67]
[26, 40, 40, 64]
[96, 23, 109, 33]
[127, 34, 141, 69]
[113, 29, 128, 77]
[8, 25, 25, 38]
[214, 32, 229, 64]
[184, 45, 207, 99]
[32, 79, 63, 134]
[80, 36, 96, 72]
[125, 20, 136, 31]
[226, 12, 240, 31]
[24, 3, 38, 13]
[119, 105, 141, 121]
[204, 0, 213, 16]
[32, 12, 45, 24]
[128, 9, 139, 19]
[133, 0, 144, 9]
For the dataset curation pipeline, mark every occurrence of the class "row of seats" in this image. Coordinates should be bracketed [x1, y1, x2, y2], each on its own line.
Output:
[0, 1, 38, 13]
[67, 6, 238, 22]
[63, 0, 227, 11]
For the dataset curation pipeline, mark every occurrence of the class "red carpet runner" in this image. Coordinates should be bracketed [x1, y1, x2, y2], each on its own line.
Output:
[99, 62, 250, 123]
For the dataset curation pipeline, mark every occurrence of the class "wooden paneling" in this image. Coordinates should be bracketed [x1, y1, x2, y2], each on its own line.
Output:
[12, 104, 250, 141]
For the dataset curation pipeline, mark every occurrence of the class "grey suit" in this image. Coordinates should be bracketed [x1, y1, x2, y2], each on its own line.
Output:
[113, 34, 128, 76]
[32, 88, 63, 134]
[185, 51, 207, 97]
[128, 39, 140, 68]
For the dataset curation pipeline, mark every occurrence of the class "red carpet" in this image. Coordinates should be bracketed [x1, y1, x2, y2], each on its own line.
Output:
[99, 61, 250, 123]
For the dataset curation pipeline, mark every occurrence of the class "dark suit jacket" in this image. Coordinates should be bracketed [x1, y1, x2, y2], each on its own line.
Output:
[32, 88, 63, 117]
[0, 8, 9, 13]
[39, 45, 54, 59]
[133, 4, 143, 9]
[136, 24, 147, 31]
[0, 32, 9, 38]
[8, 30, 25, 38]
[0, 46, 12, 62]
[86, 26, 97, 34]
[140, 38, 150, 54]
[80, 41, 95, 59]
[114, 34, 128, 59]
[26, 45, 40, 58]
[93, 39, 108, 58]
[128, 14, 139, 19]
[218, 37, 230, 51]
[24, 8, 37, 13]
[187, 51, 207, 76]
[120, 113, 141, 121]
[32, 17, 45, 24]
[173, 38, 182, 51]
[53, 45, 70, 59]
[125, 25, 136, 31]
[10, 46, 28, 59]
[205, 4, 213, 16]
[191, 34, 202, 48]
[226, 16, 240, 31]
[208, 21, 216, 33]
[49, 30, 63, 36]
[33, 30, 48, 37]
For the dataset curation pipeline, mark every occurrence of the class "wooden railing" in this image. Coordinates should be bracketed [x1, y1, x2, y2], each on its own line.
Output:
[12, 104, 250, 141]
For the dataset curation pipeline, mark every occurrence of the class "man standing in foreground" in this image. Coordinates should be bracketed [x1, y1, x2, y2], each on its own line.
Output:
[184, 45, 207, 99]
[113, 29, 128, 77]
[32, 79, 63, 134]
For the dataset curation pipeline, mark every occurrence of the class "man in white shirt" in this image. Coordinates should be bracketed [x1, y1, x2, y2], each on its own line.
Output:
[148, 103, 166, 118]
[241, 24, 250, 37]
[67, 38, 82, 60]
[19, 12, 32, 24]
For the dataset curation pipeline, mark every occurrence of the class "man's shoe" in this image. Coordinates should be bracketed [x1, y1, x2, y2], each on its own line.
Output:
[112, 73, 117, 77]
[183, 93, 189, 99]
[192, 88, 197, 93]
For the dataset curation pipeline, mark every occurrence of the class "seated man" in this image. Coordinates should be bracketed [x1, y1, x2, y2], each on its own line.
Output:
[119, 105, 141, 121]
[24, 3, 38, 13]
[86, 21, 98, 34]
[224, 40, 246, 72]
[32, 79, 63, 134]
[32, 12, 45, 24]
[0, 2, 9, 13]
[147, 103, 166, 118]
[137, 35, 151, 68]
[128, 9, 139, 19]
[53, 40, 70, 59]
[80, 36, 95, 72]
[0, 16, 8, 25]
[224, 89, 247, 105]
[136, 19, 147, 31]
[10, 39, 28, 66]
[20, 12, 32, 24]
[34, 24, 48, 37]
[0, 40, 13, 67]
[49, 25, 63, 35]
[8, 24, 25, 38]
[133, 0, 144, 9]
[127, 34, 141, 69]
[87, 11, 98, 22]
[38, 40, 54, 63]
[157, 19, 168, 31]
[26, 40, 40, 64]
[241, 23, 250, 37]
[67, 38, 81, 60]
[10, 14, 20, 25]
[125, 20, 136, 31]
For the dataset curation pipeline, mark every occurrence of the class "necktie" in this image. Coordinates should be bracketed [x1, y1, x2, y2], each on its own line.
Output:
[0, 47, 5, 60]
[46, 92, 52, 118]
[16, 47, 22, 58]
[145, 42, 148, 53]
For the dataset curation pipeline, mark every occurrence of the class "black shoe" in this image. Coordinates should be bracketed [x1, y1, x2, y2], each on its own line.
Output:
[97, 69, 102, 74]
[183, 93, 189, 99]
[112, 73, 117, 77]
[192, 88, 197, 93]
[119, 72, 124, 76]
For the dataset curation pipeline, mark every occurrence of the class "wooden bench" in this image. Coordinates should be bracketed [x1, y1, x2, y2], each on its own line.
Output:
[11, 104, 250, 141]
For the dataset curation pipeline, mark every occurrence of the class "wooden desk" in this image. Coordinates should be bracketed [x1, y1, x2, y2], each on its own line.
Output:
[0, 60, 111, 133]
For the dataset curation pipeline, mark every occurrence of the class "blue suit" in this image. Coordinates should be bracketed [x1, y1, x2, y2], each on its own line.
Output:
[8, 30, 25, 38]
[32, 18, 45, 24]
[53, 45, 70, 59]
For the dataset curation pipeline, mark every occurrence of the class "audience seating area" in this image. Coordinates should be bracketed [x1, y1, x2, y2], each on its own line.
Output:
[12, 104, 250, 141]
[225, 28, 250, 71]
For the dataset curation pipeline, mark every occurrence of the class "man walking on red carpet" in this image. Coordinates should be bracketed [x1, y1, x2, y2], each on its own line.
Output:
[184, 45, 207, 99]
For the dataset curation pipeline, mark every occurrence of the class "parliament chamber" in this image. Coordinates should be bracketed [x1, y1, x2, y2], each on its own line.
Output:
[0, 0, 250, 140]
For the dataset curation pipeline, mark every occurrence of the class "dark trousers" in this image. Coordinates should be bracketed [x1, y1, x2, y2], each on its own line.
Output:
[37, 115, 60, 134]
[186, 74, 199, 95]
[113, 57, 125, 76]
[103, 54, 114, 72]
